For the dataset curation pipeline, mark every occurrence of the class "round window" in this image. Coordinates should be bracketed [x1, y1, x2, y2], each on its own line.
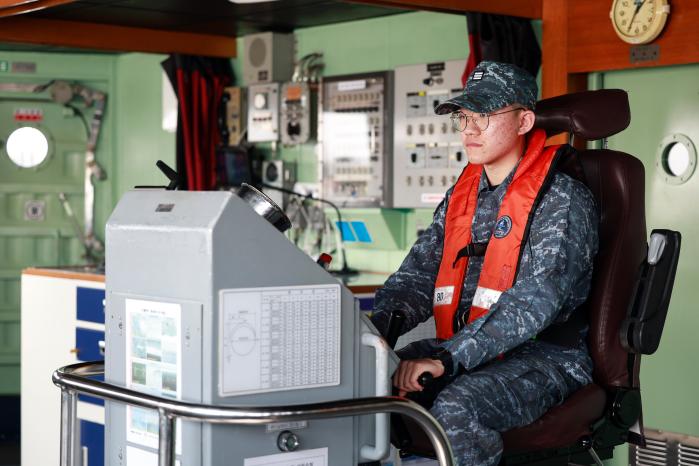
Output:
[663, 143, 690, 177]
[657, 134, 697, 185]
[5, 126, 50, 168]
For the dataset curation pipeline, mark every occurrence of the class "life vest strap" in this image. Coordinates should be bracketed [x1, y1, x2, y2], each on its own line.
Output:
[452, 242, 489, 267]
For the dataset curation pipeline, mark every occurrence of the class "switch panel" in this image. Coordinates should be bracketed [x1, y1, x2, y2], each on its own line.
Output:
[247, 82, 280, 142]
[392, 61, 466, 208]
[223, 86, 246, 146]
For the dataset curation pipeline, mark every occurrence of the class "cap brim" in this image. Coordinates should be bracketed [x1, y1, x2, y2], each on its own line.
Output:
[434, 93, 497, 115]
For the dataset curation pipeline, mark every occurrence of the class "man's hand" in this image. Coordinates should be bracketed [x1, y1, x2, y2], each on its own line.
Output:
[393, 358, 445, 397]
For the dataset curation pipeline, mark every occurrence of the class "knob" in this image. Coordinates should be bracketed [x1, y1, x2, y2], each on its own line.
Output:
[277, 430, 300, 452]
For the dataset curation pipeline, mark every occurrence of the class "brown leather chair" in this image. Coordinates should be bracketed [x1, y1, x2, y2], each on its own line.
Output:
[386, 89, 681, 466]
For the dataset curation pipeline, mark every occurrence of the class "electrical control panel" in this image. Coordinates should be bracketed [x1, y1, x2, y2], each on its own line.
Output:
[392, 60, 467, 208]
[223, 86, 246, 146]
[281, 82, 316, 145]
[320, 71, 393, 207]
[247, 82, 280, 143]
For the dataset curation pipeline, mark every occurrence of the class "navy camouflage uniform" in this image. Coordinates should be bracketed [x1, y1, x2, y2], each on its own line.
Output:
[371, 159, 599, 466]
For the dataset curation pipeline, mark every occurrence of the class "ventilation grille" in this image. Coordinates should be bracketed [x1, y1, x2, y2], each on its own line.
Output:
[631, 428, 699, 466]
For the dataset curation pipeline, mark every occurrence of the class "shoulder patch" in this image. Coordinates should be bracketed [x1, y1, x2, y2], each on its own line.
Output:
[494, 215, 512, 239]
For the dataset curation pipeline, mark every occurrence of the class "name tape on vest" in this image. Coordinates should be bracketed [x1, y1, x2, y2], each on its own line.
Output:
[472, 286, 503, 311]
[433, 286, 455, 306]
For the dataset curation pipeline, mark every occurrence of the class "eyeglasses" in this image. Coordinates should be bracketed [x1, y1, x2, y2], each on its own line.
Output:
[449, 107, 526, 132]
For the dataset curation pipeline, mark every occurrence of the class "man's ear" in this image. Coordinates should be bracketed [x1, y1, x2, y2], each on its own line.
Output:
[518, 109, 536, 135]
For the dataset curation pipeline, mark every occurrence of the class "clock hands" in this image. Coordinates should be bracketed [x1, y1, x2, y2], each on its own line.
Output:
[627, 0, 647, 32]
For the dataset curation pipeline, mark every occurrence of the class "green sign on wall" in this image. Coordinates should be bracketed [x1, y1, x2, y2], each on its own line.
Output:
[0, 60, 9, 72]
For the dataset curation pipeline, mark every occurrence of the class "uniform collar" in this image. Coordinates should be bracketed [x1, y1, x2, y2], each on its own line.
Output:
[478, 162, 519, 201]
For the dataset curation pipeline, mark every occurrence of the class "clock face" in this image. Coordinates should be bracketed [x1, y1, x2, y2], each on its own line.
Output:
[610, 0, 670, 44]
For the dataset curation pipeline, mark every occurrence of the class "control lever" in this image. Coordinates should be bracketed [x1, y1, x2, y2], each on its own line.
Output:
[157, 160, 180, 190]
[384, 310, 406, 349]
[418, 372, 434, 388]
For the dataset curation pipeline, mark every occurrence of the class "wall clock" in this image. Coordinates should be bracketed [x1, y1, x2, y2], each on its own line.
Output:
[610, 0, 671, 44]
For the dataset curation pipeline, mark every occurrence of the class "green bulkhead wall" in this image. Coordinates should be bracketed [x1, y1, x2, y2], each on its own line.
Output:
[0, 50, 174, 393]
[592, 65, 699, 465]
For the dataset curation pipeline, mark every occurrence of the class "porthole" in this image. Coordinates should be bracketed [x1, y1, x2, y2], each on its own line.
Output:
[657, 133, 696, 185]
[5, 126, 50, 168]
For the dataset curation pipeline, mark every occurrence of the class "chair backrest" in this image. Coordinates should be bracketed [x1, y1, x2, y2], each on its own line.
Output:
[535, 90, 647, 389]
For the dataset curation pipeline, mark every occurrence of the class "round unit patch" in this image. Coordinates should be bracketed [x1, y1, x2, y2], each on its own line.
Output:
[493, 215, 512, 239]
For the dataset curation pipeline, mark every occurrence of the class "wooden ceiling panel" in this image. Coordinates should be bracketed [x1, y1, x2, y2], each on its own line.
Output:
[32, 3, 198, 29]
[22, 0, 407, 36]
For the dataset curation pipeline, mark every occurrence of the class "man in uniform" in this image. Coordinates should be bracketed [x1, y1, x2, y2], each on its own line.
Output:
[370, 61, 599, 466]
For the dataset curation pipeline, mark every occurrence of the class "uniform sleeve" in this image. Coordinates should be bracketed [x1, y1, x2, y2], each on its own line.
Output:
[370, 190, 451, 336]
[441, 178, 598, 371]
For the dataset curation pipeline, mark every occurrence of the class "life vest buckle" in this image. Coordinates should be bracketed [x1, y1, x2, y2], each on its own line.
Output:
[452, 242, 489, 268]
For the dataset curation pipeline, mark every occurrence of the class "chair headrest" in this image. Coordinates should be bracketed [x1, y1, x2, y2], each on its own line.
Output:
[534, 89, 630, 140]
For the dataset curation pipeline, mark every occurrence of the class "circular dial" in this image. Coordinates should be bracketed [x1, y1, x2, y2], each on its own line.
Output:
[253, 92, 268, 110]
[610, 0, 670, 44]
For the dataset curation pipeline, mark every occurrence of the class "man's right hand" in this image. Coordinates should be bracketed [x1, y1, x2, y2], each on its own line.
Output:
[393, 358, 445, 397]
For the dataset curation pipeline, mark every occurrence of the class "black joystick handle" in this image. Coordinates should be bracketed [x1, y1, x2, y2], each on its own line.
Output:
[384, 310, 406, 350]
[418, 372, 434, 388]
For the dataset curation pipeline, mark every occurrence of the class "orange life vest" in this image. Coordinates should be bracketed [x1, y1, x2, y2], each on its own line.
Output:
[432, 128, 562, 340]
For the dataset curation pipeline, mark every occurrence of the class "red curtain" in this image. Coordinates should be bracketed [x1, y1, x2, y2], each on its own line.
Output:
[462, 13, 541, 87]
[163, 55, 233, 190]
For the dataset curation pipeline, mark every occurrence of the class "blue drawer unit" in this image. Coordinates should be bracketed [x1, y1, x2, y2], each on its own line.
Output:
[75, 327, 105, 406]
[80, 420, 104, 466]
[77, 287, 105, 324]
[75, 327, 104, 362]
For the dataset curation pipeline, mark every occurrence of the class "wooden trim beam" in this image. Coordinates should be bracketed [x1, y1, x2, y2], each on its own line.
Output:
[541, 0, 587, 144]
[347, 0, 542, 19]
[0, 0, 75, 18]
[0, 17, 237, 57]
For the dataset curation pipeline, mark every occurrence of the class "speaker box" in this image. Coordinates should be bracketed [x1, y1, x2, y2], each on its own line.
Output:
[243, 32, 295, 85]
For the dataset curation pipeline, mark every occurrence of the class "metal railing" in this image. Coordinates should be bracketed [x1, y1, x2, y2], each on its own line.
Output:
[53, 361, 455, 466]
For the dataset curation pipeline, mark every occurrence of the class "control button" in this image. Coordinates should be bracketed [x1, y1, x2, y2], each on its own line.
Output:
[441, 123, 448, 134]
[406, 176, 412, 186]
[419, 176, 425, 187]
[411, 152, 418, 164]
[407, 124, 413, 136]
[428, 175, 434, 186]
[428, 123, 434, 135]
[419, 124, 425, 135]
[441, 175, 448, 186]
[456, 151, 463, 162]
[277, 431, 300, 452]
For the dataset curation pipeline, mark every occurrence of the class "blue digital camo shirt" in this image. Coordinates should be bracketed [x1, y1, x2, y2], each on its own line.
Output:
[372, 148, 599, 373]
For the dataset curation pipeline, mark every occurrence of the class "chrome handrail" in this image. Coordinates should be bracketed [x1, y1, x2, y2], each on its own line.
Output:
[53, 361, 455, 466]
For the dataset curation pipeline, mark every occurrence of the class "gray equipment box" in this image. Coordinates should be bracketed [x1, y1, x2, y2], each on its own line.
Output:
[392, 60, 467, 208]
[105, 189, 396, 465]
[281, 82, 316, 145]
[248, 83, 280, 142]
